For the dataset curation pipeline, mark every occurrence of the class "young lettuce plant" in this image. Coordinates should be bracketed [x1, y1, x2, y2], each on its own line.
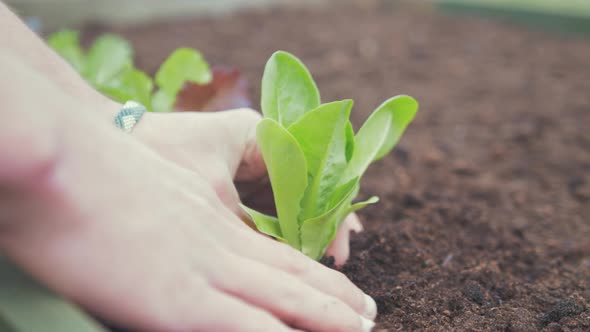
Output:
[47, 30, 211, 112]
[241, 51, 418, 260]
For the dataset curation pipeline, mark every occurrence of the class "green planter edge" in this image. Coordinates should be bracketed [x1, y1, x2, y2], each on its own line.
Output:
[437, 0, 590, 36]
[0, 258, 108, 332]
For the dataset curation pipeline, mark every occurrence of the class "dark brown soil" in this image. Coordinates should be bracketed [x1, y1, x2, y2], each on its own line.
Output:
[89, 1, 589, 330]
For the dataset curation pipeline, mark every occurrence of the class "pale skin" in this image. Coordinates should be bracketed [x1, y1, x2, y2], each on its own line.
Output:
[0, 2, 376, 332]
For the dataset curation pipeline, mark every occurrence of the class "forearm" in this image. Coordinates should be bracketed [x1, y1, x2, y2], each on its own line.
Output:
[0, 2, 105, 104]
[0, 52, 59, 188]
[0, 3, 134, 231]
[0, 51, 117, 224]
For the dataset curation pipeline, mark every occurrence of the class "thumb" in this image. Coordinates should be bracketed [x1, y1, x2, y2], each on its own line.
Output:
[212, 108, 267, 181]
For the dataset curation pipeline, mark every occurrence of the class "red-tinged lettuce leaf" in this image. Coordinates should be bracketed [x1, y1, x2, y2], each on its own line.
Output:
[174, 66, 251, 112]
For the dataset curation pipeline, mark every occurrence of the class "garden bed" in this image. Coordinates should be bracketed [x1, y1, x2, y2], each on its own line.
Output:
[90, 1, 590, 330]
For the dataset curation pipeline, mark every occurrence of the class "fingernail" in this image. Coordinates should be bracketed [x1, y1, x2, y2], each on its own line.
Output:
[363, 294, 377, 319]
[360, 315, 375, 332]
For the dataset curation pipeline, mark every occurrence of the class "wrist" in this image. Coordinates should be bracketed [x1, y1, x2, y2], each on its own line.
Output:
[0, 51, 125, 235]
[0, 121, 57, 235]
[0, 97, 121, 234]
[0, 106, 58, 191]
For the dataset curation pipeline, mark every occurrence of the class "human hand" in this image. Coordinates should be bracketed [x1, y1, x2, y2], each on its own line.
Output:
[0, 101, 376, 331]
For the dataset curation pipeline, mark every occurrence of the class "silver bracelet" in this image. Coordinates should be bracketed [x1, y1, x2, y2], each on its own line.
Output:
[114, 101, 147, 133]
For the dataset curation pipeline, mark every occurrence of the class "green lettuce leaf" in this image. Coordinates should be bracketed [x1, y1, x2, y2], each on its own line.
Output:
[348, 196, 379, 214]
[239, 204, 284, 241]
[300, 179, 359, 260]
[150, 89, 175, 113]
[344, 121, 355, 162]
[151, 48, 212, 112]
[288, 100, 352, 219]
[339, 95, 419, 185]
[256, 119, 308, 249]
[261, 51, 320, 127]
[46, 30, 85, 72]
[245, 50, 419, 260]
[84, 34, 132, 86]
[373, 95, 419, 161]
[99, 68, 153, 108]
[155, 48, 211, 96]
[47, 31, 216, 113]
[327, 177, 360, 211]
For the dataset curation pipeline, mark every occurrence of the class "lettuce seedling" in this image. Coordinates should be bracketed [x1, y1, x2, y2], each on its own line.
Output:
[241, 51, 418, 260]
[47, 30, 211, 111]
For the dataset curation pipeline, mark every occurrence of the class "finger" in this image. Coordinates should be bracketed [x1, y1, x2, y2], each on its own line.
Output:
[193, 289, 300, 332]
[348, 213, 364, 232]
[212, 253, 375, 332]
[84, 244, 299, 332]
[224, 223, 377, 320]
[326, 213, 363, 267]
